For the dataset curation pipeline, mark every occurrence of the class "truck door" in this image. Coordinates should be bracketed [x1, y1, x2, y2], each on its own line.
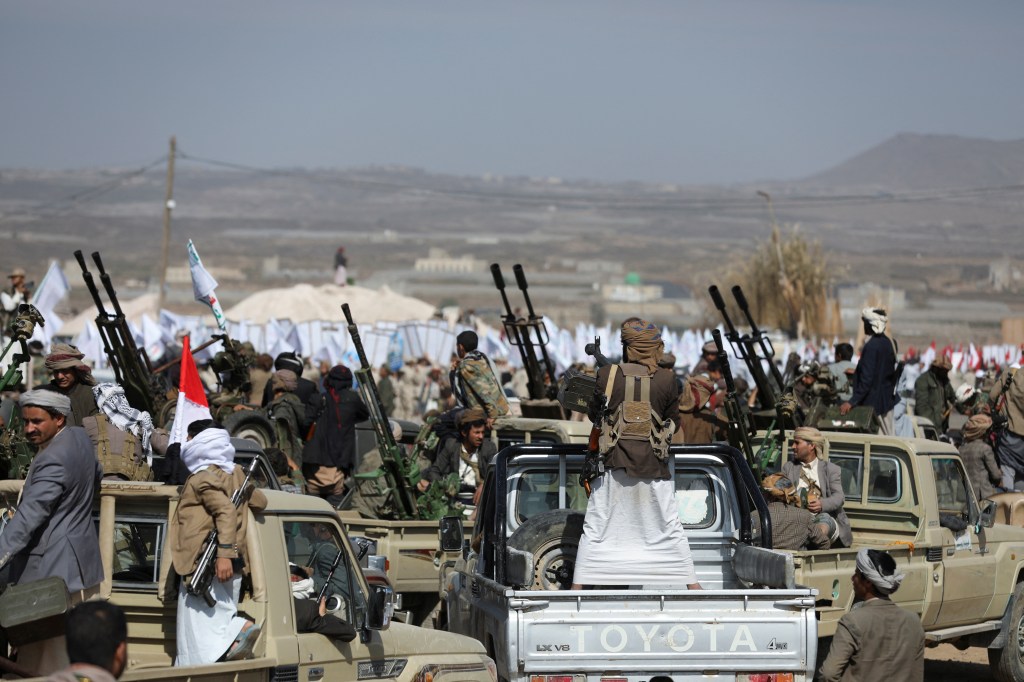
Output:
[281, 517, 407, 682]
[931, 456, 995, 625]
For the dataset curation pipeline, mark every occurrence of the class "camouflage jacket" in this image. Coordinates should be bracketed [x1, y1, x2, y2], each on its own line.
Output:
[452, 351, 509, 419]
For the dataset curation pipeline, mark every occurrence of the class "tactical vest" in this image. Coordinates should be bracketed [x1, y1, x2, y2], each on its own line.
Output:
[83, 414, 153, 482]
[598, 363, 674, 462]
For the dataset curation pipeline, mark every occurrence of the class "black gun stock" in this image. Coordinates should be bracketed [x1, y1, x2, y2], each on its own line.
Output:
[342, 303, 417, 519]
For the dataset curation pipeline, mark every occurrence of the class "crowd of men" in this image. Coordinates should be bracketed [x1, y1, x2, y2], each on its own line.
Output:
[6, 291, 1024, 678]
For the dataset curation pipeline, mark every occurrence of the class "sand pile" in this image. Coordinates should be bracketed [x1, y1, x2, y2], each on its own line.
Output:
[61, 292, 162, 336]
[225, 283, 436, 324]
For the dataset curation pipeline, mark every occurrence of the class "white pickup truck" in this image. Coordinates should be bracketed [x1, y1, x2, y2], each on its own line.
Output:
[437, 442, 819, 682]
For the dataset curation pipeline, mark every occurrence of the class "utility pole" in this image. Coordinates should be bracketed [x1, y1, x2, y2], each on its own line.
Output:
[157, 136, 176, 315]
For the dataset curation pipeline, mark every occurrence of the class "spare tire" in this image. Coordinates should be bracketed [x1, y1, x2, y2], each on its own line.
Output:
[507, 509, 585, 591]
[223, 412, 276, 449]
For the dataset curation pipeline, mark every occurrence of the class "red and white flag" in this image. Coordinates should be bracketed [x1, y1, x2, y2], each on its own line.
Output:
[169, 335, 212, 445]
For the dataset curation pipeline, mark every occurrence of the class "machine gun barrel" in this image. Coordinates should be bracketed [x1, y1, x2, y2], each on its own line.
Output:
[512, 264, 557, 400]
[74, 250, 108, 316]
[713, 329, 758, 476]
[342, 303, 417, 519]
[187, 459, 256, 608]
[491, 263, 550, 401]
[708, 285, 777, 412]
[732, 285, 785, 390]
[92, 251, 126, 319]
[490, 263, 532, 380]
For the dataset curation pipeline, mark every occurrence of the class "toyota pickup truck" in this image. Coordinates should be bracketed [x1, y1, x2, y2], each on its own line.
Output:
[754, 430, 1024, 682]
[344, 416, 593, 627]
[437, 442, 819, 682]
[3, 479, 496, 682]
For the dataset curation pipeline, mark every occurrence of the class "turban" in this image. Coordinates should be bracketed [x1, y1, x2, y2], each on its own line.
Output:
[45, 343, 90, 372]
[701, 340, 718, 355]
[794, 426, 826, 453]
[963, 414, 992, 442]
[861, 308, 888, 335]
[274, 352, 304, 375]
[457, 406, 488, 428]
[271, 369, 299, 393]
[931, 355, 952, 371]
[19, 389, 72, 417]
[855, 548, 904, 596]
[181, 426, 236, 474]
[620, 318, 664, 373]
[679, 375, 715, 413]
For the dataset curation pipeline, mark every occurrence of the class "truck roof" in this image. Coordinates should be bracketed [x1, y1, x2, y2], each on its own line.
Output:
[756, 429, 960, 460]
[96, 480, 340, 515]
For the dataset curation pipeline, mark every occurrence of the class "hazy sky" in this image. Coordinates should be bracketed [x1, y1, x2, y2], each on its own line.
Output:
[3, 1, 1022, 185]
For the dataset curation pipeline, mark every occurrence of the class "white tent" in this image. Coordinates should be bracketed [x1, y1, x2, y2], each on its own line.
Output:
[225, 283, 436, 324]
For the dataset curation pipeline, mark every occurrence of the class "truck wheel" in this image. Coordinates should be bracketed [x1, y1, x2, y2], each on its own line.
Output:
[223, 412, 277, 449]
[507, 509, 585, 590]
[990, 581, 1024, 682]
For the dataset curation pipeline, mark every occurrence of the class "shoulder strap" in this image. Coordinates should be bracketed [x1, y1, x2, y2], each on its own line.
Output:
[604, 364, 619, 401]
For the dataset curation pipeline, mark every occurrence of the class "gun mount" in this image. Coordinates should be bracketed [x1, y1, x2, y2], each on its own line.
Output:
[0, 304, 45, 478]
[491, 263, 563, 419]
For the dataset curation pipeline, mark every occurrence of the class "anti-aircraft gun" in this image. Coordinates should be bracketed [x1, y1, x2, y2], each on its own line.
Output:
[342, 304, 459, 520]
[490, 263, 564, 419]
[75, 250, 170, 418]
[0, 304, 45, 478]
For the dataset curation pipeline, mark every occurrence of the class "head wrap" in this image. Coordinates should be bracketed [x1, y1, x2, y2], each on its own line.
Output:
[458, 406, 488, 429]
[324, 365, 353, 390]
[271, 369, 299, 393]
[620, 318, 664, 373]
[657, 353, 676, 369]
[794, 426, 826, 454]
[45, 343, 95, 385]
[855, 548, 904, 596]
[861, 308, 888, 335]
[955, 383, 977, 405]
[19, 389, 72, 417]
[963, 414, 992, 442]
[274, 351, 304, 375]
[931, 355, 952, 371]
[181, 426, 235, 474]
[701, 340, 718, 355]
[679, 375, 714, 413]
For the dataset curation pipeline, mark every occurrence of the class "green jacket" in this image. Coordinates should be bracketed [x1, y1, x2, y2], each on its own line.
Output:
[914, 370, 953, 431]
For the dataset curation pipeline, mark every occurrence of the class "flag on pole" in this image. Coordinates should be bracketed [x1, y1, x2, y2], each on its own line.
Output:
[169, 335, 212, 445]
[29, 260, 71, 347]
[187, 239, 226, 330]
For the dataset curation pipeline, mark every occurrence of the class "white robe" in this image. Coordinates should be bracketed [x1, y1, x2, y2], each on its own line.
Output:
[572, 468, 697, 586]
[176, 573, 247, 666]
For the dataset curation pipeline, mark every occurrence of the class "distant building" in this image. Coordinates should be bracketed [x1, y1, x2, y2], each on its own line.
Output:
[414, 248, 486, 274]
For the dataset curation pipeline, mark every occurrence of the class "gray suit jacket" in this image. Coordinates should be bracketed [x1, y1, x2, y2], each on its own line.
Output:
[0, 426, 104, 592]
[781, 458, 853, 547]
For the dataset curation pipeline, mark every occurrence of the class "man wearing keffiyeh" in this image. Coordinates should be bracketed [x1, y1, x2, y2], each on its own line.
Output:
[819, 549, 924, 682]
[839, 308, 902, 435]
[780, 426, 852, 547]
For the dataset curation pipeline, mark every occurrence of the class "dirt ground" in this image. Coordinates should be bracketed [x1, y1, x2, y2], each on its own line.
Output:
[924, 642, 993, 681]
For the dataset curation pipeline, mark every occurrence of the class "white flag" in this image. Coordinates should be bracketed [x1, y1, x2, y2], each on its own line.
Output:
[187, 239, 226, 330]
[29, 260, 71, 346]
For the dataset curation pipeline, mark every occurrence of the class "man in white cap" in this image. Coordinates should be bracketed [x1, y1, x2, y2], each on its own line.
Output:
[840, 308, 901, 435]
[819, 548, 924, 682]
[0, 389, 104, 675]
[1, 266, 30, 329]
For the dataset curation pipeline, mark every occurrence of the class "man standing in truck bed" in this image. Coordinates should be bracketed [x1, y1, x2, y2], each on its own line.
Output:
[571, 318, 701, 590]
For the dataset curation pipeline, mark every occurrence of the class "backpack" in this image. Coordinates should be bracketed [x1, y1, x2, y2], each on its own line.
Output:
[598, 363, 674, 462]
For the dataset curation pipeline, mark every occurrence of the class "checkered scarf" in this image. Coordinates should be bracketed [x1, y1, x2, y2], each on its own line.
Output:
[92, 383, 154, 459]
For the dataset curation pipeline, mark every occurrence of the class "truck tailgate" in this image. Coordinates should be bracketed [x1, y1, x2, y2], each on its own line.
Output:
[514, 589, 816, 676]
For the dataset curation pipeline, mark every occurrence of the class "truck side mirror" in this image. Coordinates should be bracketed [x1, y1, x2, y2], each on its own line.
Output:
[364, 584, 394, 631]
[439, 515, 464, 553]
[979, 499, 997, 528]
[505, 548, 535, 588]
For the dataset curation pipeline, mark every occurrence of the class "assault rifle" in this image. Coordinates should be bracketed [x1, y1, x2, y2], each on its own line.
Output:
[75, 250, 168, 416]
[187, 459, 257, 607]
[0, 304, 45, 478]
[342, 303, 419, 520]
[491, 264, 563, 419]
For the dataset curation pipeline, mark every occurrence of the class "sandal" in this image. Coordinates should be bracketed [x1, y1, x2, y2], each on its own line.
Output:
[225, 624, 261, 661]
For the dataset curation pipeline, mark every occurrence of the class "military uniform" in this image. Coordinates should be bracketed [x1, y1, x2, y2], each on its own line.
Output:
[451, 351, 509, 420]
[914, 368, 954, 431]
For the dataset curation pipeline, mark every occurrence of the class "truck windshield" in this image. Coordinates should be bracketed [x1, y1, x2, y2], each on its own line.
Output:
[282, 519, 367, 626]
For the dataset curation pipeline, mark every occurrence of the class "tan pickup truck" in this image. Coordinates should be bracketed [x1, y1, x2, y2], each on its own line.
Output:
[4, 480, 496, 682]
[344, 416, 592, 627]
[755, 430, 1024, 681]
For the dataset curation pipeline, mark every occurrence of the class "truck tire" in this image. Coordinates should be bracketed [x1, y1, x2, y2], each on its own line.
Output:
[223, 412, 277, 449]
[990, 581, 1024, 682]
[507, 509, 585, 591]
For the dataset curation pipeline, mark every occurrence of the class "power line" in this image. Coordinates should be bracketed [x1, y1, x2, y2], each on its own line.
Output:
[0, 156, 168, 225]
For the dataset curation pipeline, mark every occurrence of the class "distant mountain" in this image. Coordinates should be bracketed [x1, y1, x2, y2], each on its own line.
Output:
[800, 133, 1024, 191]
